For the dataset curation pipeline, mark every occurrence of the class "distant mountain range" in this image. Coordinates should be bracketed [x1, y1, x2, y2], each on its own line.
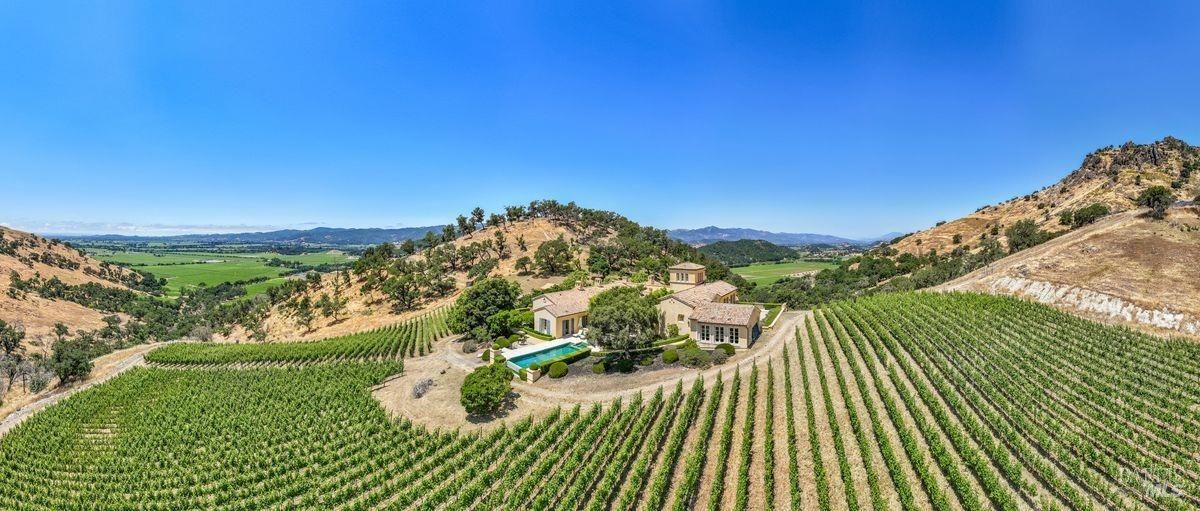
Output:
[667, 226, 900, 246]
[59, 226, 441, 246]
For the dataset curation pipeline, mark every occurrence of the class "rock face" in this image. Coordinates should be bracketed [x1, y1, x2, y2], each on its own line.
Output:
[894, 136, 1199, 257]
[985, 275, 1200, 335]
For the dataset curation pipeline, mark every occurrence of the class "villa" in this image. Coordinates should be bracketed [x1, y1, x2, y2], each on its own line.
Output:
[531, 287, 600, 338]
[658, 263, 762, 348]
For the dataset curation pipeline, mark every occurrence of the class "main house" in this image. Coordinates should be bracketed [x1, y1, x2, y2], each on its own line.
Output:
[658, 263, 762, 348]
[531, 263, 762, 348]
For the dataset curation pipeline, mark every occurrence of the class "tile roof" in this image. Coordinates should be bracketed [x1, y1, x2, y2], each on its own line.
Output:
[668, 262, 705, 271]
[665, 280, 738, 307]
[534, 287, 601, 317]
[690, 302, 759, 326]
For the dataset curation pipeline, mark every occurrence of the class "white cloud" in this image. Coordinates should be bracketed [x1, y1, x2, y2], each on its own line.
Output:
[10, 220, 309, 236]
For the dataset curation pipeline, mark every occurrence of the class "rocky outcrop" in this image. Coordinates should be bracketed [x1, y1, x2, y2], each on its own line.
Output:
[985, 275, 1200, 335]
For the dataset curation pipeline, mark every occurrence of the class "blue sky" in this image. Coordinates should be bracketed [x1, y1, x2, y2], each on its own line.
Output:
[1, 1, 1197, 238]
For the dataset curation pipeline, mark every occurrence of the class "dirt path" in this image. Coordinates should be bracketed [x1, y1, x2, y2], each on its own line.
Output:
[0, 342, 164, 436]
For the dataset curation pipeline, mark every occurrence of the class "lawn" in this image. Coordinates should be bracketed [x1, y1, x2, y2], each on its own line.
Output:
[732, 260, 837, 286]
[88, 249, 354, 297]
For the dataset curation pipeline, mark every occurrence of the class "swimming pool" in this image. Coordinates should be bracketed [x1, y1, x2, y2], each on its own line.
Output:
[506, 340, 590, 371]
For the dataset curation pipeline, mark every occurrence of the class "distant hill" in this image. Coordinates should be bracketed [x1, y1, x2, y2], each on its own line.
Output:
[668, 226, 873, 246]
[59, 226, 441, 246]
[699, 239, 797, 266]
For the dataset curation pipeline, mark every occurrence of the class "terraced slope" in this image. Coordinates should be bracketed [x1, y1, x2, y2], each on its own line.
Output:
[2, 293, 1197, 510]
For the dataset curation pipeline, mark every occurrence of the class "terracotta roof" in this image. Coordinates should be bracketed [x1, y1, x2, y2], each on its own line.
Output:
[533, 287, 601, 317]
[665, 280, 738, 307]
[690, 302, 759, 326]
[668, 262, 705, 271]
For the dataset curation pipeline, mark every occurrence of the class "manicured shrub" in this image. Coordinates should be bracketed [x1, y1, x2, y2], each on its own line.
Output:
[529, 363, 541, 372]
[711, 349, 729, 365]
[549, 361, 568, 378]
[662, 349, 679, 364]
[639, 356, 654, 366]
[481, 349, 491, 362]
[680, 347, 712, 368]
[716, 343, 736, 356]
[494, 354, 506, 363]
[592, 361, 605, 374]
[518, 368, 528, 381]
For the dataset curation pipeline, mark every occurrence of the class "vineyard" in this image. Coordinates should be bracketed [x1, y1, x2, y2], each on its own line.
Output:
[145, 308, 451, 366]
[1, 292, 1197, 510]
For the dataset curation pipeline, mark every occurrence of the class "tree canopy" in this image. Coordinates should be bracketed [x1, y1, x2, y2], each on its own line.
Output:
[460, 362, 512, 415]
[1137, 186, 1175, 219]
[533, 236, 574, 275]
[586, 286, 658, 359]
[448, 277, 521, 339]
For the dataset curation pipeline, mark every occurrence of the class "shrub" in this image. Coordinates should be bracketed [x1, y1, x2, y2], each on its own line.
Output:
[548, 361, 568, 378]
[592, 361, 605, 374]
[667, 324, 680, 337]
[638, 355, 654, 366]
[710, 349, 729, 365]
[1072, 203, 1110, 227]
[494, 354, 506, 363]
[460, 363, 512, 415]
[716, 343, 736, 356]
[679, 347, 712, 369]
[662, 349, 679, 364]
[462, 339, 478, 354]
[518, 368, 528, 381]
[481, 349, 491, 362]
[529, 363, 541, 372]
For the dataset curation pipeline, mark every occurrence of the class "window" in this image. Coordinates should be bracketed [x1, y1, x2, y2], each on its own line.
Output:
[700, 325, 710, 341]
[715, 326, 725, 343]
[730, 328, 739, 344]
[677, 314, 684, 322]
[562, 319, 574, 336]
[539, 318, 549, 334]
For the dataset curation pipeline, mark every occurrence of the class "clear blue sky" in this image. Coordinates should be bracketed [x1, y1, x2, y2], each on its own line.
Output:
[1, 1, 1197, 238]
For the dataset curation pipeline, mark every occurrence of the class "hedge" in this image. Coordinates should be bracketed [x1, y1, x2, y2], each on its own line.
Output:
[548, 362, 568, 378]
[522, 327, 554, 341]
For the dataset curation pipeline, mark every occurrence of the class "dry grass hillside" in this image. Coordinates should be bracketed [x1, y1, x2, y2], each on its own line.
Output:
[0, 227, 137, 351]
[894, 137, 1199, 256]
[221, 218, 586, 342]
[939, 205, 1200, 337]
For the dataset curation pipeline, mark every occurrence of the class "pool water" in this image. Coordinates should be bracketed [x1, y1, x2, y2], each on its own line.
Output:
[508, 342, 589, 369]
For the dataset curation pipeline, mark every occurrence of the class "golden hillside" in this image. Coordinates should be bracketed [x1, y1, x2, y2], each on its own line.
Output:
[222, 218, 587, 342]
[893, 137, 1198, 255]
[0, 227, 138, 350]
[939, 205, 1200, 337]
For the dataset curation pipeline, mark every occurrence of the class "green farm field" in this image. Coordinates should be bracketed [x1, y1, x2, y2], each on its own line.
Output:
[732, 259, 837, 286]
[87, 249, 353, 297]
